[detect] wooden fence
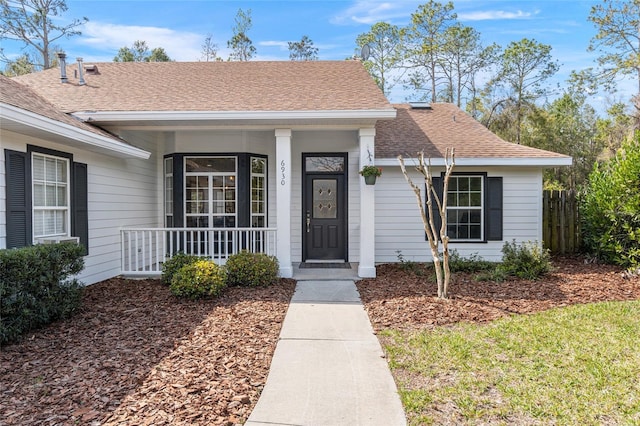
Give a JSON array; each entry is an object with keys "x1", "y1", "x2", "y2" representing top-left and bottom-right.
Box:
[{"x1": 542, "y1": 190, "x2": 580, "y2": 254}]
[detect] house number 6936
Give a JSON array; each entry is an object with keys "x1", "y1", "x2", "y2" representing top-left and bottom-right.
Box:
[{"x1": 280, "y1": 160, "x2": 286, "y2": 186}]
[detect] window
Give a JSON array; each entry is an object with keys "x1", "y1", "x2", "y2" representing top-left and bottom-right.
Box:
[
  {"x1": 32, "y1": 153, "x2": 70, "y2": 240},
  {"x1": 428, "y1": 174, "x2": 503, "y2": 243},
  {"x1": 164, "y1": 157, "x2": 173, "y2": 227},
  {"x1": 4, "y1": 147, "x2": 88, "y2": 251},
  {"x1": 446, "y1": 175, "x2": 483, "y2": 241},
  {"x1": 184, "y1": 157, "x2": 237, "y2": 228},
  {"x1": 251, "y1": 157, "x2": 267, "y2": 227}
]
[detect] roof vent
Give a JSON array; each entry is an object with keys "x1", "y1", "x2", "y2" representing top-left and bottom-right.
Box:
[
  {"x1": 84, "y1": 64, "x2": 99, "y2": 75},
  {"x1": 57, "y1": 52, "x2": 68, "y2": 83},
  {"x1": 76, "y1": 57, "x2": 85, "y2": 85},
  {"x1": 409, "y1": 102, "x2": 431, "y2": 109}
]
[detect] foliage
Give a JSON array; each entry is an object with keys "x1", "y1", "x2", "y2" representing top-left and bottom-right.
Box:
[
  {"x1": 405, "y1": 0, "x2": 457, "y2": 103},
  {"x1": 359, "y1": 165, "x2": 382, "y2": 177},
  {"x1": 447, "y1": 250, "x2": 495, "y2": 273},
  {"x1": 170, "y1": 259, "x2": 226, "y2": 299},
  {"x1": 113, "y1": 40, "x2": 172, "y2": 62},
  {"x1": 225, "y1": 250, "x2": 279, "y2": 287},
  {"x1": 522, "y1": 91, "x2": 601, "y2": 189},
  {"x1": 161, "y1": 252, "x2": 201, "y2": 285},
  {"x1": 0, "y1": 242, "x2": 85, "y2": 344},
  {"x1": 356, "y1": 21, "x2": 404, "y2": 96},
  {"x1": 499, "y1": 240, "x2": 551, "y2": 280},
  {"x1": 588, "y1": 0, "x2": 640, "y2": 111},
  {"x1": 288, "y1": 35, "x2": 318, "y2": 61},
  {"x1": 383, "y1": 300, "x2": 640, "y2": 425},
  {"x1": 581, "y1": 134, "x2": 640, "y2": 268},
  {"x1": 201, "y1": 33, "x2": 220, "y2": 61},
  {"x1": 227, "y1": 8, "x2": 256, "y2": 61},
  {"x1": 488, "y1": 38, "x2": 559, "y2": 144},
  {"x1": 2, "y1": 52, "x2": 34, "y2": 75},
  {"x1": 0, "y1": 0, "x2": 87, "y2": 69}
]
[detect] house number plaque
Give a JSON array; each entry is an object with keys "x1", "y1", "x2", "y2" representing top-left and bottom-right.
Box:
[{"x1": 280, "y1": 160, "x2": 286, "y2": 186}]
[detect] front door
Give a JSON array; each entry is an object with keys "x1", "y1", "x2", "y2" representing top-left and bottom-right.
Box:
[{"x1": 303, "y1": 154, "x2": 347, "y2": 261}]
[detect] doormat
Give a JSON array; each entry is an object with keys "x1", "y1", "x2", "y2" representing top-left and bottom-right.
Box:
[{"x1": 299, "y1": 262, "x2": 352, "y2": 269}]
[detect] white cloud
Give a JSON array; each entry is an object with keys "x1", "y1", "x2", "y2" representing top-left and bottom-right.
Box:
[
  {"x1": 330, "y1": 1, "x2": 417, "y2": 26},
  {"x1": 458, "y1": 10, "x2": 538, "y2": 21},
  {"x1": 259, "y1": 40, "x2": 289, "y2": 50},
  {"x1": 79, "y1": 21, "x2": 204, "y2": 61}
]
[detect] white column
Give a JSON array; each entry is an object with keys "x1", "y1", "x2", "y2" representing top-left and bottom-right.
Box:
[
  {"x1": 275, "y1": 129, "x2": 293, "y2": 278},
  {"x1": 358, "y1": 128, "x2": 376, "y2": 278}
]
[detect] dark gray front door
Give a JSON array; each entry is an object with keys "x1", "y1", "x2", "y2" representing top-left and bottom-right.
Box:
[{"x1": 303, "y1": 154, "x2": 347, "y2": 261}]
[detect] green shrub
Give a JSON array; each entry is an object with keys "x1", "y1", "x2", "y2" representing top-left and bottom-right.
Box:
[
  {"x1": 581, "y1": 134, "x2": 640, "y2": 268},
  {"x1": 225, "y1": 251, "x2": 279, "y2": 287},
  {"x1": 499, "y1": 240, "x2": 551, "y2": 280},
  {"x1": 448, "y1": 250, "x2": 495, "y2": 273},
  {"x1": 0, "y1": 242, "x2": 85, "y2": 344},
  {"x1": 170, "y1": 259, "x2": 226, "y2": 299},
  {"x1": 162, "y1": 252, "x2": 201, "y2": 285}
]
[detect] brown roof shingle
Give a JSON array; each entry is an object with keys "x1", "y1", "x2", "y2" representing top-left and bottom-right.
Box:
[
  {"x1": 0, "y1": 75, "x2": 123, "y2": 141},
  {"x1": 376, "y1": 103, "x2": 570, "y2": 160},
  {"x1": 14, "y1": 61, "x2": 392, "y2": 113}
]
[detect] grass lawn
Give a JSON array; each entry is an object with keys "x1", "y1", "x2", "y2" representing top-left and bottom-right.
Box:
[{"x1": 382, "y1": 300, "x2": 640, "y2": 425}]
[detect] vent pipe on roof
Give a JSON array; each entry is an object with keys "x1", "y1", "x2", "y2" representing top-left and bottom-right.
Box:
[
  {"x1": 57, "y1": 52, "x2": 68, "y2": 83},
  {"x1": 409, "y1": 102, "x2": 431, "y2": 109},
  {"x1": 76, "y1": 57, "x2": 86, "y2": 85}
]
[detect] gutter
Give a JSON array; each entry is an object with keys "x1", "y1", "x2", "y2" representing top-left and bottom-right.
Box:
[{"x1": 376, "y1": 157, "x2": 573, "y2": 167}]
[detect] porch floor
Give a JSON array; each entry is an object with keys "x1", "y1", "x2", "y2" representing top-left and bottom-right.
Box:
[{"x1": 292, "y1": 262, "x2": 360, "y2": 281}]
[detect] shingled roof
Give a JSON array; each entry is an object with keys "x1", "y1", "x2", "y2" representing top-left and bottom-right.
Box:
[
  {"x1": 14, "y1": 61, "x2": 392, "y2": 114},
  {"x1": 376, "y1": 103, "x2": 571, "y2": 162},
  {"x1": 1, "y1": 75, "x2": 149, "y2": 159},
  {"x1": 1, "y1": 75, "x2": 118, "y2": 139}
]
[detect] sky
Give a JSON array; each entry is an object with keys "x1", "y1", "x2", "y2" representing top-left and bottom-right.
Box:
[{"x1": 3, "y1": 0, "x2": 631, "y2": 110}]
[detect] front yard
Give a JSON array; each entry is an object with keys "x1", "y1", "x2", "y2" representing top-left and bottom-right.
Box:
[
  {"x1": 356, "y1": 257, "x2": 640, "y2": 425},
  {"x1": 1, "y1": 256, "x2": 639, "y2": 425}
]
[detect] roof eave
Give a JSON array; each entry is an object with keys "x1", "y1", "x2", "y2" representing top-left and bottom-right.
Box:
[
  {"x1": 72, "y1": 109, "x2": 398, "y2": 123},
  {"x1": 377, "y1": 157, "x2": 573, "y2": 167},
  {"x1": 1, "y1": 103, "x2": 151, "y2": 160}
]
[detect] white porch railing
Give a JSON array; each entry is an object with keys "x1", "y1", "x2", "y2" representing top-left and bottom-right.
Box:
[{"x1": 120, "y1": 227, "x2": 277, "y2": 276}]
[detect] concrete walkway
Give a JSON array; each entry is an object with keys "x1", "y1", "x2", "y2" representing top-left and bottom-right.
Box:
[{"x1": 246, "y1": 280, "x2": 406, "y2": 426}]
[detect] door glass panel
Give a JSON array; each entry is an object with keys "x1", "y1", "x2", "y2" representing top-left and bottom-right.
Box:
[
  {"x1": 306, "y1": 157, "x2": 345, "y2": 172},
  {"x1": 313, "y1": 179, "x2": 337, "y2": 219}
]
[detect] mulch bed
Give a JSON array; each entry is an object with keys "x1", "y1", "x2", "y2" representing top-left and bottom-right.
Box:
[
  {"x1": 356, "y1": 255, "x2": 640, "y2": 331},
  {"x1": 0, "y1": 278, "x2": 296, "y2": 426}
]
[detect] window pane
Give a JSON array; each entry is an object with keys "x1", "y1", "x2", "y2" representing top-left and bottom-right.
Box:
[
  {"x1": 57, "y1": 186, "x2": 67, "y2": 207},
  {"x1": 459, "y1": 177, "x2": 469, "y2": 191},
  {"x1": 449, "y1": 178, "x2": 458, "y2": 191},
  {"x1": 447, "y1": 192, "x2": 457, "y2": 206},
  {"x1": 470, "y1": 192, "x2": 482, "y2": 206},
  {"x1": 46, "y1": 184, "x2": 56, "y2": 206},
  {"x1": 252, "y1": 158, "x2": 266, "y2": 174},
  {"x1": 45, "y1": 158, "x2": 57, "y2": 181},
  {"x1": 470, "y1": 177, "x2": 482, "y2": 191},
  {"x1": 34, "y1": 210, "x2": 44, "y2": 236},
  {"x1": 186, "y1": 157, "x2": 235, "y2": 173},
  {"x1": 57, "y1": 160, "x2": 67, "y2": 182},
  {"x1": 470, "y1": 225, "x2": 481, "y2": 239},
  {"x1": 470, "y1": 210, "x2": 482, "y2": 224},
  {"x1": 34, "y1": 184, "x2": 45, "y2": 206},
  {"x1": 459, "y1": 193, "x2": 469, "y2": 207},
  {"x1": 252, "y1": 216, "x2": 265, "y2": 227},
  {"x1": 33, "y1": 155, "x2": 45, "y2": 180},
  {"x1": 305, "y1": 157, "x2": 344, "y2": 172}
]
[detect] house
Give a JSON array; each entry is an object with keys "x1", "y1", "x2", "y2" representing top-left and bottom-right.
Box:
[{"x1": 0, "y1": 60, "x2": 571, "y2": 284}]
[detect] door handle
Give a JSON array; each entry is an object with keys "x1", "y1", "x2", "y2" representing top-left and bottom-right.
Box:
[{"x1": 306, "y1": 213, "x2": 311, "y2": 233}]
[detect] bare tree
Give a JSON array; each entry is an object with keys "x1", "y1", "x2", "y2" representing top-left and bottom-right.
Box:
[
  {"x1": 398, "y1": 149, "x2": 455, "y2": 299},
  {"x1": 201, "y1": 33, "x2": 219, "y2": 61},
  {"x1": 0, "y1": 0, "x2": 87, "y2": 69}
]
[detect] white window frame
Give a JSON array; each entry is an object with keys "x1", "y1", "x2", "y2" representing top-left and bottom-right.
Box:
[
  {"x1": 184, "y1": 156, "x2": 237, "y2": 228},
  {"x1": 32, "y1": 152, "x2": 71, "y2": 241},
  {"x1": 446, "y1": 175, "x2": 484, "y2": 242},
  {"x1": 250, "y1": 156, "x2": 267, "y2": 228}
]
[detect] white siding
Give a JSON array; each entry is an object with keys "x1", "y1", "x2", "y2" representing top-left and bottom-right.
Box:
[
  {"x1": 375, "y1": 166, "x2": 544, "y2": 263},
  {"x1": 0, "y1": 130, "x2": 161, "y2": 284}
]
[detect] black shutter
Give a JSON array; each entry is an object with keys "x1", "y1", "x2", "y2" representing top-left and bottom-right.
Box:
[
  {"x1": 486, "y1": 177, "x2": 503, "y2": 241},
  {"x1": 5, "y1": 150, "x2": 31, "y2": 248},
  {"x1": 427, "y1": 176, "x2": 443, "y2": 241},
  {"x1": 72, "y1": 162, "x2": 89, "y2": 254}
]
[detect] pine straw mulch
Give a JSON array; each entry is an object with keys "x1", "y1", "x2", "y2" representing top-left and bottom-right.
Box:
[
  {"x1": 356, "y1": 255, "x2": 640, "y2": 332},
  {"x1": 0, "y1": 278, "x2": 296, "y2": 426}
]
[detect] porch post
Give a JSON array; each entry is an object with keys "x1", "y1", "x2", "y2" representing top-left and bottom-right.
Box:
[
  {"x1": 358, "y1": 128, "x2": 376, "y2": 278},
  {"x1": 275, "y1": 129, "x2": 293, "y2": 278}
]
